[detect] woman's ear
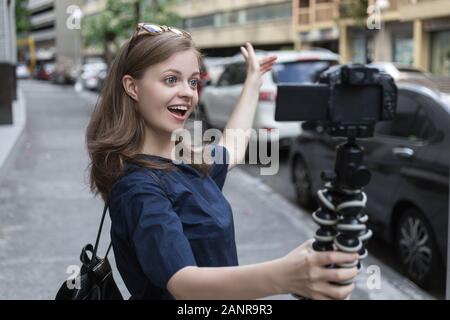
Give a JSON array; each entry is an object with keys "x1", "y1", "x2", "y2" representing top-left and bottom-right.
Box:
[{"x1": 122, "y1": 75, "x2": 139, "y2": 101}]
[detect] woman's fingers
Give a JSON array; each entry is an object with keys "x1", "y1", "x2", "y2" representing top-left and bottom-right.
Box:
[
  {"x1": 321, "y1": 282, "x2": 355, "y2": 300},
  {"x1": 313, "y1": 251, "x2": 359, "y2": 267},
  {"x1": 240, "y1": 46, "x2": 249, "y2": 59},
  {"x1": 260, "y1": 55, "x2": 277, "y2": 64},
  {"x1": 320, "y1": 267, "x2": 358, "y2": 283},
  {"x1": 245, "y1": 42, "x2": 256, "y2": 58},
  {"x1": 307, "y1": 281, "x2": 354, "y2": 300},
  {"x1": 241, "y1": 43, "x2": 277, "y2": 75}
]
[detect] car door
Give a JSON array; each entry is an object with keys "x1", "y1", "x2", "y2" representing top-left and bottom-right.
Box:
[
  {"x1": 394, "y1": 90, "x2": 449, "y2": 259},
  {"x1": 204, "y1": 63, "x2": 245, "y2": 128},
  {"x1": 201, "y1": 67, "x2": 230, "y2": 127},
  {"x1": 360, "y1": 89, "x2": 429, "y2": 225}
]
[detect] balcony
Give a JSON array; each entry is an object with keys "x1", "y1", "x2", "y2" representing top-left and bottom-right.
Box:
[
  {"x1": 27, "y1": 0, "x2": 54, "y2": 13},
  {"x1": 31, "y1": 29, "x2": 56, "y2": 42},
  {"x1": 30, "y1": 10, "x2": 55, "y2": 28},
  {"x1": 298, "y1": 1, "x2": 337, "y2": 26}
]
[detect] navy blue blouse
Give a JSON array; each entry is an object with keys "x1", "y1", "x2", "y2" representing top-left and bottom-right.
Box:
[{"x1": 109, "y1": 144, "x2": 238, "y2": 300}]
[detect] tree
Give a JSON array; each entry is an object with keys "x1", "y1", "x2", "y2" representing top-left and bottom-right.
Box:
[
  {"x1": 82, "y1": 0, "x2": 182, "y2": 66},
  {"x1": 15, "y1": 0, "x2": 31, "y2": 36},
  {"x1": 338, "y1": 0, "x2": 369, "y2": 27}
]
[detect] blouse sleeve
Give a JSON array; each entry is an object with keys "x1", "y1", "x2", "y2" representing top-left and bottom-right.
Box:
[
  {"x1": 112, "y1": 171, "x2": 197, "y2": 290},
  {"x1": 208, "y1": 143, "x2": 230, "y2": 190}
]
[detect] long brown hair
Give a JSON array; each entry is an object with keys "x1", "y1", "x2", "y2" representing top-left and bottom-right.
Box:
[{"x1": 86, "y1": 31, "x2": 210, "y2": 202}]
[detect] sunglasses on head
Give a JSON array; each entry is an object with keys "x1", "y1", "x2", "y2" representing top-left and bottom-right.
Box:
[{"x1": 127, "y1": 23, "x2": 192, "y2": 56}]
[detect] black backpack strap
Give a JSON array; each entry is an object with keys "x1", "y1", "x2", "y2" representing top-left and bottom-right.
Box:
[{"x1": 93, "y1": 202, "x2": 109, "y2": 259}]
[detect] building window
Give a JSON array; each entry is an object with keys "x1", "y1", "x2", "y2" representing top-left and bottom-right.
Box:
[
  {"x1": 184, "y1": 14, "x2": 215, "y2": 29},
  {"x1": 430, "y1": 30, "x2": 450, "y2": 76},
  {"x1": 183, "y1": 2, "x2": 291, "y2": 30},
  {"x1": 392, "y1": 34, "x2": 413, "y2": 66},
  {"x1": 246, "y1": 2, "x2": 292, "y2": 23}
]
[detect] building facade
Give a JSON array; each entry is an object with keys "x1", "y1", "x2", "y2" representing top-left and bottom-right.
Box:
[
  {"x1": 175, "y1": 0, "x2": 450, "y2": 75},
  {"x1": 172, "y1": 0, "x2": 295, "y2": 56},
  {"x1": 27, "y1": 0, "x2": 83, "y2": 64},
  {"x1": 77, "y1": 0, "x2": 450, "y2": 75},
  {"x1": 293, "y1": 0, "x2": 450, "y2": 75}
]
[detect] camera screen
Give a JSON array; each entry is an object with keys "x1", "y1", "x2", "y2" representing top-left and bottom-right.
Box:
[{"x1": 330, "y1": 85, "x2": 382, "y2": 125}]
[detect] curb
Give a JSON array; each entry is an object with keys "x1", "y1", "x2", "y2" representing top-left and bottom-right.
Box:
[{"x1": 0, "y1": 87, "x2": 27, "y2": 182}]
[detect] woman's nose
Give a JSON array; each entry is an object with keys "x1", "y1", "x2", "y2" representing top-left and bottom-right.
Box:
[{"x1": 178, "y1": 81, "x2": 194, "y2": 98}]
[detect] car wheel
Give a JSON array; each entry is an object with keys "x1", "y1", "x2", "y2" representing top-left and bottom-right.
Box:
[
  {"x1": 395, "y1": 207, "x2": 443, "y2": 289},
  {"x1": 293, "y1": 156, "x2": 315, "y2": 209}
]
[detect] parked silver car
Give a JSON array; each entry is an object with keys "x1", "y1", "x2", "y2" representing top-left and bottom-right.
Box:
[
  {"x1": 80, "y1": 61, "x2": 108, "y2": 91},
  {"x1": 199, "y1": 49, "x2": 340, "y2": 148}
]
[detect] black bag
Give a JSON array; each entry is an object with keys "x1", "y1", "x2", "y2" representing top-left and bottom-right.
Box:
[{"x1": 55, "y1": 204, "x2": 123, "y2": 300}]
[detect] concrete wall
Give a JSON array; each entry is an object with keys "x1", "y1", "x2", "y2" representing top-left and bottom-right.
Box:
[
  {"x1": 55, "y1": 0, "x2": 83, "y2": 64},
  {"x1": 0, "y1": 0, "x2": 16, "y2": 125}
]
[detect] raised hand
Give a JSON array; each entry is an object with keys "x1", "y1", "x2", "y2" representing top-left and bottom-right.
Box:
[{"x1": 240, "y1": 42, "x2": 277, "y2": 86}]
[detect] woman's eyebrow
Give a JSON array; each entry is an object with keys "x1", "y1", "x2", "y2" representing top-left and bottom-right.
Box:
[{"x1": 163, "y1": 69, "x2": 200, "y2": 76}]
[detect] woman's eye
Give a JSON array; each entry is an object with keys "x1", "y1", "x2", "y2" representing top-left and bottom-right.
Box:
[
  {"x1": 190, "y1": 79, "x2": 198, "y2": 88},
  {"x1": 165, "y1": 76, "x2": 177, "y2": 85}
]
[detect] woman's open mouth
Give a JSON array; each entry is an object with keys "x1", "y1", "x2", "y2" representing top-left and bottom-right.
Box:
[{"x1": 167, "y1": 105, "x2": 189, "y2": 120}]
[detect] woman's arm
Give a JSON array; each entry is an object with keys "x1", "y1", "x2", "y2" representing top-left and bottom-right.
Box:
[
  {"x1": 217, "y1": 43, "x2": 277, "y2": 171},
  {"x1": 167, "y1": 240, "x2": 359, "y2": 300},
  {"x1": 168, "y1": 259, "x2": 284, "y2": 300}
]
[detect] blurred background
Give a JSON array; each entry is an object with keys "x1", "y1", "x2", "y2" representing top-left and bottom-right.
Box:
[{"x1": 1, "y1": 0, "x2": 450, "y2": 300}]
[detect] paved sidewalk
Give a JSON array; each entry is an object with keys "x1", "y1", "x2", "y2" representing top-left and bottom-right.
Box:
[{"x1": 0, "y1": 81, "x2": 433, "y2": 299}]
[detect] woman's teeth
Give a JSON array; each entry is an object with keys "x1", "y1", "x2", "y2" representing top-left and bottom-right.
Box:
[{"x1": 168, "y1": 105, "x2": 188, "y2": 116}]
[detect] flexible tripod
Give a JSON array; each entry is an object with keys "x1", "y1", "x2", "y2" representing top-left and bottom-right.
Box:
[{"x1": 295, "y1": 128, "x2": 373, "y2": 298}]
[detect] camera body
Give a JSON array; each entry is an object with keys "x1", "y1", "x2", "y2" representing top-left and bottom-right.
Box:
[{"x1": 275, "y1": 64, "x2": 397, "y2": 138}]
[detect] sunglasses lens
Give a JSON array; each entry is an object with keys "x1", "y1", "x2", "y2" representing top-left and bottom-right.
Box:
[{"x1": 143, "y1": 24, "x2": 163, "y2": 33}]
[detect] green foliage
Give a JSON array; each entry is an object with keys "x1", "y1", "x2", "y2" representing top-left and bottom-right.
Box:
[
  {"x1": 141, "y1": 0, "x2": 182, "y2": 27},
  {"x1": 82, "y1": 0, "x2": 182, "y2": 64},
  {"x1": 15, "y1": 0, "x2": 31, "y2": 36},
  {"x1": 339, "y1": 0, "x2": 369, "y2": 26}
]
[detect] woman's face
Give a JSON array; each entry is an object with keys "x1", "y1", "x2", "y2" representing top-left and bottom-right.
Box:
[{"x1": 135, "y1": 50, "x2": 200, "y2": 135}]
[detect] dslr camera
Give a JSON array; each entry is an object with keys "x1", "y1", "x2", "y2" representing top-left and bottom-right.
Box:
[{"x1": 275, "y1": 64, "x2": 397, "y2": 138}]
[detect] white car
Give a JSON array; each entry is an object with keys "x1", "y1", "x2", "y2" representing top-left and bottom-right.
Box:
[
  {"x1": 16, "y1": 63, "x2": 30, "y2": 79},
  {"x1": 199, "y1": 48, "x2": 340, "y2": 148}
]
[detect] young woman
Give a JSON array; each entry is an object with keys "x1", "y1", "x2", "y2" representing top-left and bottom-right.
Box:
[{"x1": 86, "y1": 23, "x2": 359, "y2": 300}]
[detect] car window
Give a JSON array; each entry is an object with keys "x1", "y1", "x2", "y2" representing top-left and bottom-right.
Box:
[
  {"x1": 272, "y1": 61, "x2": 335, "y2": 84},
  {"x1": 217, "y1": 63, "x2": 246, "y2": 86},
  {"x1": 375, "y1": 92, "x2": 420, "y2": 140},
  {"x1": 230, "y1": 63, "x2": 247, "y2": 85},
  {"x1": 217, "y1": 67, "x2": 232, "y2": 86},
  {"x1": 412, "y1": 107, "x2": 437, "y2": 141}
]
